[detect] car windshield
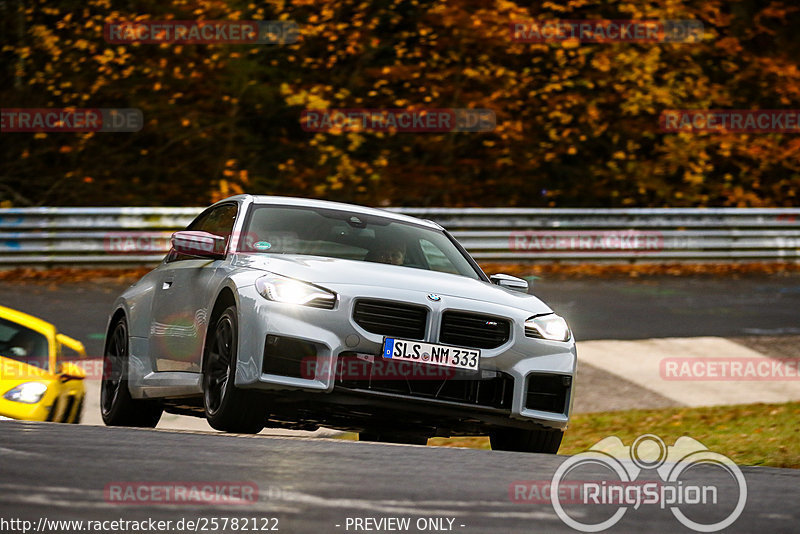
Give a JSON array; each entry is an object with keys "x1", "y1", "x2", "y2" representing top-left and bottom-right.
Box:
[
  {"x1": 0, "y1": 317, "x2": 50, "y2": 371},
  {"x1": 241, "y1": 205, "x2": 482, "y2": 280}
]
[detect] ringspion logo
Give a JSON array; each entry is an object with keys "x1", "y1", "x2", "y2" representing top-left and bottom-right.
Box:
[
  {"x1": 510, "y1": 480, "x2": 663, "y2": 504},
  {"x1": 548, "y1": 435, "x2": 746, "y2": 532}
]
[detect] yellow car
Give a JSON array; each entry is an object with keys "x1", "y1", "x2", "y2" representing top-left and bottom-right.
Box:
[{"x1": 0, "y1": 304, "x2": 87, "y2": 423}]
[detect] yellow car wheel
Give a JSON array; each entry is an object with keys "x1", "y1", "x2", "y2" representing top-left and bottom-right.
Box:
[{"x1": 71, "y1": 397, "x2": 84, "y2": 424}]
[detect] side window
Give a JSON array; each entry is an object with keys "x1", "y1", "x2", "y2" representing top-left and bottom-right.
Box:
[
  {"x1": 168, "y1": 203, "x2": 238, "y2": 262},
  {"x1": 0, "y1": 318, "x2": 50, "y2": 370},
  {"x1": 189, "y1": 204, "x2": 238, "y2": 237}
]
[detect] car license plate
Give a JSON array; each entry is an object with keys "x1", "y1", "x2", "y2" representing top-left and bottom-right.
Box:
[{"x1": 382, "y1": 338, "x2": 480, "y2": 371}]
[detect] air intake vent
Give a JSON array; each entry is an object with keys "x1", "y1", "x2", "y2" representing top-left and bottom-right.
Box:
[
  {"x1": 440, "y1": 311, "x2": 510, "y2": 349},
  {"x1": 336, "y1": 354, "x2": 515, "y2": 410},
  {"x1": 526, "y1": 374, "x2": 570, "y2": 413},
  {"x1": 353, "y1": 299, "x2": 427, "y2": 340},
  {"x1": 262, "y1": 335, "x2": 318, "y2": 378}
]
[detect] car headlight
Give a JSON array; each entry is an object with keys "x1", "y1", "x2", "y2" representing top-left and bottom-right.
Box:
[
  {"x1": 4, "y1": 382, "x2": 48, "y2": 404},
  {"x1": 525, "y1": 314, "x2": 571, "y2": 341},
  {"x1": 255, "y1": 275, "x2": 336, "y2": 308}
]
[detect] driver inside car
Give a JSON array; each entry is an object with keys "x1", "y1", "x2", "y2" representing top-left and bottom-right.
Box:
[{"x1": 368, "y1": 241, "x2": 406, "y2": 265}]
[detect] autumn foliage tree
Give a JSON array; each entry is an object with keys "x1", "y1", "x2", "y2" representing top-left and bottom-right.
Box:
[{"x1": 1, "y1": 0, "x2": 799, "y2": 207}]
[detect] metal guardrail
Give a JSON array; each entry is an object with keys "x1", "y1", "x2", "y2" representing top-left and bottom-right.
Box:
[{"x1": 0, "y1": 207, "x2": 798, "y2": 265}]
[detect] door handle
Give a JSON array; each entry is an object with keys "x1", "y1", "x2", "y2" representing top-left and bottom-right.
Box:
[{"x1": 162, "y1": 279, "x2": 173, "y2": 290}]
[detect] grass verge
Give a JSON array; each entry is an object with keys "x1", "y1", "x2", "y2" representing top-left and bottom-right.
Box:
[{"x1": 417, "y1": 402, "x2": 800, "y2": 468}]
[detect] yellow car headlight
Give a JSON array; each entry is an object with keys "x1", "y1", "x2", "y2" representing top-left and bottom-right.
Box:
[{"x1": 4, "y1": 382, "x2": 48, "y2": 404}]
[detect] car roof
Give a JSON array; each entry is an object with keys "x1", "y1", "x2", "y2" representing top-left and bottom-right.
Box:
[
  {"x1": 0, "y1": 305, "x2": 56, "y2": 337},
  {"x1": 216, "y1": 195, "x2": 442, "y2": 230}
]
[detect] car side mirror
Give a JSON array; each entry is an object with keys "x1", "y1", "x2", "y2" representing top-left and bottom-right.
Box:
[
  {"x1": 171, "y1": 231, "x2": 226, "y2": 259},
  {"x1": 56, "y1": 333, "x2": 86, "y2": 358},
  {"x1": 490, "y1": 273, "x2": 529, "y2": 293},
  {"x1": 57, "y1": 361, "x2": 86, "y2": 380}
]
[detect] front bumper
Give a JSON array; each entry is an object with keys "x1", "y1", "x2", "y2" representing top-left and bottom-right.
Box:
[
  {"x1": 235, "y1": 284, "x2": 577, "y2": 431},
  {"x1": 0, "y1": 392, "x2": 52, "y2": 422}
]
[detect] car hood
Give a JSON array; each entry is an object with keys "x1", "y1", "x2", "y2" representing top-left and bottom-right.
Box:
[{"x1": 231, "y1": 253, "x2": 552, "y2": 313}]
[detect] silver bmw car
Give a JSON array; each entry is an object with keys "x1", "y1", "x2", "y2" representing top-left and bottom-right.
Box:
[{"x1": 101, "y1": 195, "x2": 576, "y2": 453}]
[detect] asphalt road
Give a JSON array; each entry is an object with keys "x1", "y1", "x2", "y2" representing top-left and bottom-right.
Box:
[
  {"x1": 0, "y1": 421, "x2": 797, "y2": 534},
  {"x1": 1, "y1": 273, "x2": 799, "y2": 358},
  {"x1": 2, "y1": 276, "x2": 799, "y2": 532},
  {"x1": 531, "y1": 273, "x2": 800, "y2": 341}
]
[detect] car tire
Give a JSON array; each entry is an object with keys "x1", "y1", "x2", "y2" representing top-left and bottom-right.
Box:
[
  {"x1": 203, "y1": 306, "x2": 266, "y2": 434},
  {"x1": 359, "y1": 432, "x2": 428, "y2": 445},
  {"x1": 71, "y1": 397, "x2": 84, "y2": 424},
  {"x1": 101, "y1": 317, "x2": 163, "y2": 427},
  {"x1": 490, "y1": 427, "x2": 563, "y2": 454}
]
